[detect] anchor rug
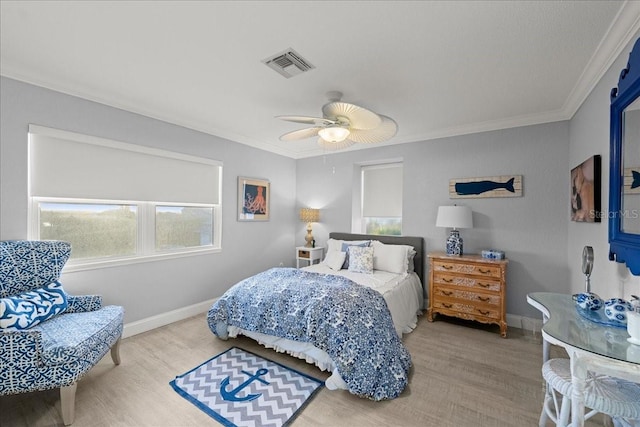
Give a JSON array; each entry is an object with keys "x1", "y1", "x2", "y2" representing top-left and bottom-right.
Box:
[{"x1": 170, "y1": 347, "x2": 324, "y2": 427}]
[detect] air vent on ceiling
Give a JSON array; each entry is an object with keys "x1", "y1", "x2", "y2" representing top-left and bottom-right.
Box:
[{"x1": 262, "y1": 48, "x2": 315, "y2": 79}]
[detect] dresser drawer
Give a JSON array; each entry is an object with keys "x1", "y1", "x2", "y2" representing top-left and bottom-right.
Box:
[
  {"x1": 428, "y1": 252, "x2": 508, "y2": 337},
  {"x1": 432, "y1": 273, "x2": 502, "y2": 293},
  {"x1": 432, "y1": 260, "x2": 501, "y2": 279},
  {"x1": 432, "y1": 287, "x2": 501, "y2": 307},
  {"x1": 433, "y1": 300, "x2": 502, "y2": 320}
]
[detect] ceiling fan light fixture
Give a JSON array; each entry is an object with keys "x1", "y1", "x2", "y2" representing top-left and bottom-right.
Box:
[{"x1": 318, "y1": 126, "x2": 350, "y2": 143}]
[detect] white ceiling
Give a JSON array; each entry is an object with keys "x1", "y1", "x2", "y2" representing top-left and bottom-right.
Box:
[{"x1": 2, "y1": 1, "x2": 640, "y2": 159}]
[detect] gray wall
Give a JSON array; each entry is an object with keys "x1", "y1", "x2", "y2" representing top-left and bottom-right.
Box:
[
  {"x1": 4, "y1": 28, "x2": 640, "y2": 328},
  {"x1": 297, "y1": 122, "x2": 570, "y2": 318},
  {"x1": 568, "y1": 30, "x2": 640, "y2": 299},
  {"x1": 0, "y1": 77, "x2": 297, "y2": 324}
]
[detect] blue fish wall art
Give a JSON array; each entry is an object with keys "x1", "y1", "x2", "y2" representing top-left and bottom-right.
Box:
[
  {"x1": 449, "y1": 175, "x2": 523, "y2": 199},
  {"x1": 624, "y1": 168, "x2": 640, "y2": 194}
]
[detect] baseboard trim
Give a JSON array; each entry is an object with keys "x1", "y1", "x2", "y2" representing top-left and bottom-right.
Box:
[
  {"x1": 122, "y1": 298, "x2": 543, "y2": 339},
  {"x1": 506, "y1": 313, "x2": 543, "y2": 332},
  {"x1": 122, "y1": 298, "x2": 217, "y2": 338}
]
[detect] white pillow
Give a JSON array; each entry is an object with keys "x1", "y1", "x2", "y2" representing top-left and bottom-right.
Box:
[
  {"x1": 406, "y1": 249, "x2": 417, "y2": 273},
  {"x1": 323, "y1": 251, "x2": 347, "y2": 271},
  {"x1": 326, "y1": 238, "x2": 343, "y2": 254},
  {"x1": 325, "y1": 238, "x2": 370, "y2": 255},
  {"x1": 371, "y1": 240, "x2": 415, "y2": 274},
  {"x1": 347, "y1": 246, "x2": 374, "y2": 274}
]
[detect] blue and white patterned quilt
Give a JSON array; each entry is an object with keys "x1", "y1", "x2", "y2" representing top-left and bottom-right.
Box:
[{"x1": 207, "y1": 267, "x2": 412, "y2": 401}]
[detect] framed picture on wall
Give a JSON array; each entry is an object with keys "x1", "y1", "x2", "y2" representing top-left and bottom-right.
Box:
[
  {"x1": 238, "y1": 176, "x2": 270, "y2": 221},
  {"x1": 624, "y1": 167, "x2": 640, "y2": 194},
  {"x1": 571, "y1": 155, "x2": 601, "y2": 222}
]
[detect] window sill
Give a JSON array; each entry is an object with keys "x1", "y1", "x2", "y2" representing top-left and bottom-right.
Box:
[{"x1": 63, "y1": 247, "x2": 221, "y2": 273}]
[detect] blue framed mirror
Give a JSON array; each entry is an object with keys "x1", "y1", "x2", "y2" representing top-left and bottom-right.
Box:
[{"x1": 609, "y1": 37, "x2": 640, "y2": 275}]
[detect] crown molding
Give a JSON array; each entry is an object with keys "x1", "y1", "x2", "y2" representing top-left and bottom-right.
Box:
[{"x1": 562, "y1": 0, "x2": 640, "y2": 119}]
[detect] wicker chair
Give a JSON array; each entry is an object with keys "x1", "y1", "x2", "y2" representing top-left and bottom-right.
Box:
[
  {"x1": 540, "y1": 357, "x2": 640, "y2": 427},
  {"x1": 0, "y1": 240, "x2": 124, "y2": 425},
  {"x1": 571, "y1": 354, "x2": 640, "y2": 427}
]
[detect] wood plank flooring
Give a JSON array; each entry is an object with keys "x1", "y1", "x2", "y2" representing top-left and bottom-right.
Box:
[{"x1": 1, "y1": 314, "x2": 607, "y2": 426}]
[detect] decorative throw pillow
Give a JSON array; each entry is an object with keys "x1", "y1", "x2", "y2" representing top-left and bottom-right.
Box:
[
  {"x1": 348, "y1": 246, "x2": 374, "y2": 274},
  {"x1": 341, "y1": 241, "x2": 371, "y2": 269},
  {"x1": 323, "y1": 250, "x2": 347, "y2": 271},
  {"x1": 0, "y1": 281, "x2": 68, "y2": 330}
]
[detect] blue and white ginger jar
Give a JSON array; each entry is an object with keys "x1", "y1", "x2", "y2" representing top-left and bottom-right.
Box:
[
  {"x1": 573, "y1": 292, "x2": 604, "y2": 311},
  {"x1": 604, "y1": 298, "x2": 633, "y2": 324}
]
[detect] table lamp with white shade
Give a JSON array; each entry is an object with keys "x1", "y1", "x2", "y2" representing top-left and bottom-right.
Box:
[{"x1": 436, "y1": 205, "x2": 473, "y2": 256}]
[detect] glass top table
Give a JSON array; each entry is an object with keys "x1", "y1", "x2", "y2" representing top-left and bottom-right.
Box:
[{"x1": 527, "y1": 292, "x2": 639, "y2": 365}]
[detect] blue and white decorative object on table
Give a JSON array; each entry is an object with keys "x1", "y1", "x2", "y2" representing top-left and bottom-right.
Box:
[
  {"x1": 604, "y1": 298, "x2": 633, "y2": 324},
  {"x1": 481, "y1": 249, "x2": 505, "y2": 260},
  {"x1": 573, "y1": 292, "x2": 604, "y2": 311},
  {"x1": 436, "y1": 205, "x2": 473, "y2": 256}
]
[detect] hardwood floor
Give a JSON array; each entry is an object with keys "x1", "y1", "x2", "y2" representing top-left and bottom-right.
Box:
[{"x1": 1, "y1": 314, "x2": 607, "y2": 427}]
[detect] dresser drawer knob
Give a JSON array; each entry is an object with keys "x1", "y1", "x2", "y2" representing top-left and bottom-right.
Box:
[
  {"x1": 442, "y1": 278, "x2": 453, "y2": 283},
  {"x1": 442, "y1": 290, "x2": 453, "y2": 296},
  {"x1": 478, "y1": 282, "x2": 491, "y2": 288},
  {"x1": 442, "y1": 303, "x2": 453, "y2": 308},
  {"x1": 477, "y1": 296, "x2": 490, "y2": 302},
  {"x1": 478, "y1": 268, "x2": 491, "y2": 274},
  {"x1": 478, "y1": 309, "x2": 491, "y2": 315},
  {"x1": 441, "y1": 265, "x2": 453, "y2": 270}
]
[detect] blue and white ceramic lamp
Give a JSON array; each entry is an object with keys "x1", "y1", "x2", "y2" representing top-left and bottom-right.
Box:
[{"x1": 436, "y1": 205, "x2": 473, "y2": 256}]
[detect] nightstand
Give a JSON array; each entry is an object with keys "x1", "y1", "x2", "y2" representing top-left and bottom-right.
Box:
[
  {"x1": 296, "y1": 246, "x2": 324, "y2": 268},
  {"x1": 427, "y1": 252, "x2": 509, "y2": 337}
]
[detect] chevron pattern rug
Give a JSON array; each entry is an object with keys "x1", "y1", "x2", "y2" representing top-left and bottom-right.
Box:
[{"x1": 170, "y1": 347, "x2": 324, "y2": 427}]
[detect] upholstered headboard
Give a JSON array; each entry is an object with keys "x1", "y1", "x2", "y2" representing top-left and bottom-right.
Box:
[{"x1": 328, "y1": 232, "x2": 425, "y2": 289}]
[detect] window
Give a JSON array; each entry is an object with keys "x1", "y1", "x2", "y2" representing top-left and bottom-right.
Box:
[
  {"x1": 28, "y1": 125, "x2": 222, "y2": 269},
  {"x1": 155, "y1": 205, "x2": 213, "y2": 251},
  {"x1": 39, "y1": 202, "x2": 138, "y2": 259},
  {"x1": 361, "y1": 163, "x2": 403, "y2": 235}
]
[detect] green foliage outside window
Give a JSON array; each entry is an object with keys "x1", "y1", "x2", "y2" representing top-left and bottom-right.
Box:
[
  {"x1": 364, "y1": 217, "x2": 402, "y2": 236},
  {"x1": 155, "y1": 206, "x2": 213, "y2": 250},
  {"x1": 39, "y1": 203, "x2": 215, "y2": 261},
  {"x1": 40, "y1": 204, "x2": 137, "y2": 259}
]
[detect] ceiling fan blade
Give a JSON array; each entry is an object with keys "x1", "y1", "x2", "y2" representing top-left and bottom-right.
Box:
[
  {"x1": 276, "y1": 115, "x2": 336, "y2": 126},
  {"x1": 317, "y1": 137, "x2": 356, "y2": 151},
  {"x1": 322, "y1": 102, "x2": 381, "y2": 130},
  {"x1": 279, "y1": 127, "x2": 323, "y2": 141},
  {"x1": 347, "y1": 115, "x2": 398, "y2": 143}
]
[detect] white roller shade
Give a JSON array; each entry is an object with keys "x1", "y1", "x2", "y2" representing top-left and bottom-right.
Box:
[
  {"x1": 362, "y1": 163, "x2": 403, "y2": 217},
  {"x1": 29, "y1": 125, "x2": 221, "y2": 204}
]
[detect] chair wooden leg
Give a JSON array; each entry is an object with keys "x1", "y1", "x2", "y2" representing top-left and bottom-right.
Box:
[
  {"x1": 60, "y1": 383, "x2": 77, "y2": 426},
  {"x1": 110, "y1": 338, "x2": 121, "y2": 365}
]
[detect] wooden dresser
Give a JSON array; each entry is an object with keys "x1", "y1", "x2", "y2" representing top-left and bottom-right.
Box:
[{"x1": 427, "y1": 252, "x2": 509, "y2": 337}]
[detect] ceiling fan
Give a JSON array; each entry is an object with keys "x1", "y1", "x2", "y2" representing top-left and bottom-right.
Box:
[{"x1": 276, "y1": 91, "x2": 398, "y2": 150}]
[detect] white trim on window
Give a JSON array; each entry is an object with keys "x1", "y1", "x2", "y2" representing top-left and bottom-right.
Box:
[
  {"x1": 29, "y1": 197, "x2": 221, "y2": 272},
  {"x1": 27, "y1": 124, "x2": 224, "y2": 271}
]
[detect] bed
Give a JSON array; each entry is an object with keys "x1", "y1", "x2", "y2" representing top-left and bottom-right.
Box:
[{"x1": 207, "y1": 232, "x2": 425, "y2": 400}]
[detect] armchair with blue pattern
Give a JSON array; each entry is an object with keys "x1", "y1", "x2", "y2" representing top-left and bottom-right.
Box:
[{"x1": 0, "y1": 240, "x2": 124, "y2": 425}]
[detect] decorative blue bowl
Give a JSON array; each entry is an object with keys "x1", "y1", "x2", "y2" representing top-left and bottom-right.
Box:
[
  {"x1": 573, "y1": 292, "x2": 604, "y2": 311},
  {"x1": 603, "y1": 298, "x2": 633, "y2": 324}
]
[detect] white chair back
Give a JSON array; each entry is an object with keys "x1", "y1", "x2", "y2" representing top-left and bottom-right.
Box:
[{"x1": 570, "y1": 354, "x2": 640, "y2": 427}]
